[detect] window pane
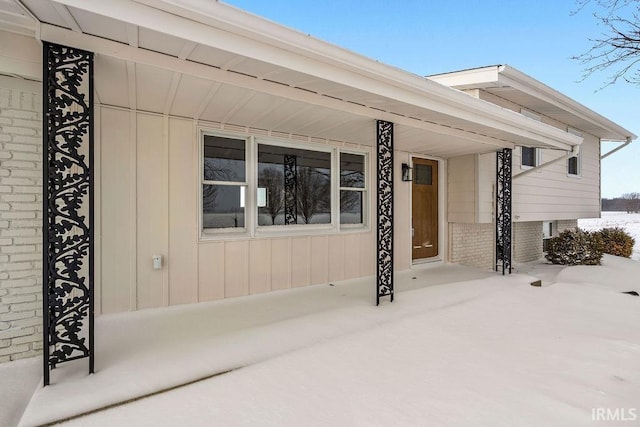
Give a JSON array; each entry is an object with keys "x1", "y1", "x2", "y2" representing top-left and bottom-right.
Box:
[
  {"x1": 258, "y1": 144, "x2": 331, "y2": 225},
  {"x1": 340, "y1": 153, "x2": 365, "y2": 188},
  {"x1": 203, "y1": 135, "x2": 245, "y2": 182},
  {"x1": 202, "y1": 184, "x2": 245, "y2": 229},
  {"x1": 521, "y1": 147, "x2": 536, "y2": 167},
  {"x1": 340, "y1": 190, "x2": 363, "y2": 224},
  {"x1": 414, "y1": 164, "x2": 432, "y2": 185},
  {"x1": 568, "y1": 156, "x2": 578, "y2": 175}
]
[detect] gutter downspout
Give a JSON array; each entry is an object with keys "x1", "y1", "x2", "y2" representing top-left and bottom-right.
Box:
[
  {"x1": 513, "y1": 144, "x2": 580, "y2": 180},
  {"x1": 601, "y1": 136, "x2": 632, "y2": 160}
]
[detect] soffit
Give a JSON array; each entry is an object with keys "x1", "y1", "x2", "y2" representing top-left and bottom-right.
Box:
[{"x1": 14, "y1": 0, "x2": 581, "y2": 156}]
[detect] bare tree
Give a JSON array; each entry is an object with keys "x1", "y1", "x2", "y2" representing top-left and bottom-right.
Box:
[
  {"x1": 296, "y1": 167, "x2": 330, "y2": 224},
  {"x1": 259, "y1": 167, "x2": 284, "y2": 225},
  {"x1": 202, "y1": 161, "x2": 233, "y2": 211},
  {"x1": 622, "y1": 192, "x2": 640, "y2": 212},
  {"x1": 573, "y1": 0, "x2": 640, "y2": 86}
]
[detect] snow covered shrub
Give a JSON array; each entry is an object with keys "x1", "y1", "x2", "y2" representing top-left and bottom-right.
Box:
[
  {"x1": 545, "y1": 229, "x2": 603, "y2": 265},
  {"x1": 595, "y1": 227, "x2": 635, "y2": 258}
]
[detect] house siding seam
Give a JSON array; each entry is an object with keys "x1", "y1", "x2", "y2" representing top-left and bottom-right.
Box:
[
  {"x1": 0, "y1": 78, "x2": 43, "y2": 363},
  {"x1": 448, "y1": 222, "x2": 493, "y2": 270},
  {"x1": 513, "y1": 221, "x2": 543, "y2": 263}
]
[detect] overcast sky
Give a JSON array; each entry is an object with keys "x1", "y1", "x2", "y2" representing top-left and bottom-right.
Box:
[{"x1": 225, "y1": 0, "x2": 639, "y2": 199}]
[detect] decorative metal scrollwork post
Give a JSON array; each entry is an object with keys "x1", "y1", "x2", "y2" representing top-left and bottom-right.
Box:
[
  {"x1": 42, "y1": 42, "x2": 94, "y2": 386},
  {"x1": 495, "y1": 148, "x2": 512, "y2": 275},
  {"x1": 284, "y1": 154, "x2": 297, "y2": 225},
  {"x1": 377, "y1": 120, "x2": 394, "y2": 304}
]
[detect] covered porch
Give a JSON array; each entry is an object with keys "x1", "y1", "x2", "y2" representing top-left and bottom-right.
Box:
[{"x1": 2, "y1": 0, "x2": 582, "y2": 393}]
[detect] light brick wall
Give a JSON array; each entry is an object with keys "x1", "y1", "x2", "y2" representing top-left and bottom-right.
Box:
[
  {"x1": 0, "y1": 77, "x2": 42, "y2": 363},
  {"x1": 513, "y1": 221, "x2": 543, "y2": 263},
  {"x1": 557, "y1": 219, "x2": 578, "y2": 232},
  {"x1": 448, "y1": 222, "x2": 494, "y2": 270}
]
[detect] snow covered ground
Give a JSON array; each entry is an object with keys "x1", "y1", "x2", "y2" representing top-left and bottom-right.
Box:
[
  {"x1": 5, "y1": 257, "x2": 639, "y2": 426},
  {"x1": 579, "y1": 212, "x2": 640, "y2": 260}
]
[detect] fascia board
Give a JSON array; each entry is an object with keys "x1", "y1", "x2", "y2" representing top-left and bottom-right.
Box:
[
  {"x1": 51, "y1": 0, "x2": 579, "y2": 150},
  {"x1": 428, "y1": 66, "x2": 502, "y2": 90},
  {"x1": 499, "y1": 65, "x2": 636, "y2": 141}
]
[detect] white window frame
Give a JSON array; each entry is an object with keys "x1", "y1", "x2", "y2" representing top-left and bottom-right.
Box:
[
  {"x1": 254, "y1": 138, "x2": 335, "y2": 235},
  {"x1": 200, "y1": 131, "x2": 251, "y2": 237},
  {"x1": 338, "y1": 150, "x2": 369, "y2": 230},
  {"x1": 520, "y1": 146, "x2": 541, "y2": 169},
  {"x1": 567, "y1": 127, "x2": 582, "y2": 177},
  {"x1": 199, "y1": 128, "x2": 369, "y2": 240}
]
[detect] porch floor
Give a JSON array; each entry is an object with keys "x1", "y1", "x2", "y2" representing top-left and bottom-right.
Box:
[{"x1": 18, "y1": 264, "x2": 498, "y2": 426}]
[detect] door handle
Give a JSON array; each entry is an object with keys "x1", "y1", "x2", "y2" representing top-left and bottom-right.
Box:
[{"x1": 413, "y1": 245, "x2": 422, "y2": 249}]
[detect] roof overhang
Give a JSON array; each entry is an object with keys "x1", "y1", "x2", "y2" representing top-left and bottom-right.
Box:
[
  {"x1": 3, "y1": 0, "x2": 583, "y2": 156},
  {"x1": 429, "y1": 65, "x2": 636, "y2": 142}
]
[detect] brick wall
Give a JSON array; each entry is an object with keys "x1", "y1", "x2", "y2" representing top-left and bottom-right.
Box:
[
  {"x1": 557, "y1": 219, "x2": 578, "y2": 232},
  {"x1": 0, "y1": 76, "x2": 42, "y2": 363},
  {"x1": 513, "y1": 221, "x2": 543, "y2": 263},
  {"x1": 448, "y1": 222, "x2": 494, "y2": 270}
]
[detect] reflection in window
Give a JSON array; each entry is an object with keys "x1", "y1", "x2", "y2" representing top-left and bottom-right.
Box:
[
  {"x1": 414, "y1": 164, "x2": 432, "y2": 185},
  {"x1": 340, "y1": 153, "x2": 365, "y2": 188},
  {"x1": 568, "y1": 155, "x2": 579, "y2": 175},
  {"x1": 202, "y1": 135, "x2": 247, "y2": 230},
  {"x1": 257, "y1": 144, "x2": 331, "y2": 226},
  {"x1": 203, "y1": 135, "x2": 245, "y2": 182},
  {"x1": 202, "y1": 185, "x2": 245, "y2": 229},
  {"x1": 521, "y1": 146, "x2": 537, "y2": 167},
  {"x1": 340, "y1": 153, "x2": 366, "y2": 225}
]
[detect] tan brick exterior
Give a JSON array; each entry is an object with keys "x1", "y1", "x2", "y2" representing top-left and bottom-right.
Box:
[
  {"x1": 0, "y1": 77, "x2": 42, "y2": 363},
  {"x1": 513, "y1": 221, "x2": 543, "y2": 263},
  {"x1": 557, "y1": 219, "x2": 578, "y2": 232},
  {"x1": 448, "y1": 222, "x2": 494, "y2": 270}
]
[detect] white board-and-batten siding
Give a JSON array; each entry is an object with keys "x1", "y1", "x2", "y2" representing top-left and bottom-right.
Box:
[{"x1": 97, "y1": 106, "x2": 379, "y2": 314}]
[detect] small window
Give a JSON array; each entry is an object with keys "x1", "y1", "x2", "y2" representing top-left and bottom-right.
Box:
[
  {"x1": 414, "y1": 164, "x2": 433, "y2": 185},
  {"x1": 339, "y1": 152, "x2": 366, "y2": 225},
  {"x1": 202, "y1": 135, "x2": 248, "y2": 230},
  {"x1": 542, "y1": 221, "x2": 555, "y2": 252},
  {"x1": 521, "y1": 146, "x2": 538, "y2": 167},
  {"x1": 568, "y1": 155, "x2": 580, "y2": 175}
]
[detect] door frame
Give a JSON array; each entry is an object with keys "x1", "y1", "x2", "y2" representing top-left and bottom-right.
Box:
[{"x1": 409, "y1": 154, "x2": 446, "y2": 264}]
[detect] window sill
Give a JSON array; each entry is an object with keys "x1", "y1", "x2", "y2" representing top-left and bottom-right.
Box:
[
  {"x1": 566, "y1": 173, "x2": 581, "y2": 179},
  {"x1": 199, "y1": 224, "x2": 371, "y2": 241}
]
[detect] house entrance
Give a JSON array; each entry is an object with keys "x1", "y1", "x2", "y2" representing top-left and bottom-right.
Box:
[{"x1": 412, "y1": 157, "x2": 438, "y2": 260}]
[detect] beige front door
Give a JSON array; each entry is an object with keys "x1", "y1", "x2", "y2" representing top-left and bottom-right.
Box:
[{"x1": 412, "y1": 158, "x2": 438, "y2": 260}]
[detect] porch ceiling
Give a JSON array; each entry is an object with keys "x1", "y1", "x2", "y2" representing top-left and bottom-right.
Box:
[{"x1": 9, "y1": 0, "x2": 582, "y2": 157}]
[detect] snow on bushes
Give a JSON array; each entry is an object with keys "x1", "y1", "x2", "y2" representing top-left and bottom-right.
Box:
[
  {"x1": 545, "y1": 229, "x2": 603, "y2": 265},
  {"x1": 594, "y1": 227, "x2": 635, "y2": 258}
]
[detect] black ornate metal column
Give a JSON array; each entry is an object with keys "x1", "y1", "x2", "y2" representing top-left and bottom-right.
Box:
[
  {"x1": 376, "y1": 120, "x2": 394, "y2": 304},
  {"x1": 43, "y1": 42, "x2": 94, "y2": 386},
  {"x1": 495, "y1": 148, "x2": 512, "y2": 275},
  {"x1": 284, "y1": 154, "x2": 297, "y2": 225}
]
